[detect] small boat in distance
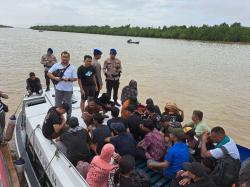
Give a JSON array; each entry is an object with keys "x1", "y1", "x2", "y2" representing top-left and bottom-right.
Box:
[
  {"x1": 127, "y1": 39, "x2": 140, "y2": 44},
  {"x1": 39, "y1": 30, "x2": 44, "y2": 32}
]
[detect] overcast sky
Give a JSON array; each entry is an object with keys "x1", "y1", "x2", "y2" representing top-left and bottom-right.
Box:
[{"x1": 0, "y1": 0, "x2": 250, "y2": 28}]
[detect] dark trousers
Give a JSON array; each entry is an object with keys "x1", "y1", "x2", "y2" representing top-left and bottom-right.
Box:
[
  {"x1": 106, "y1": 80, "x2": 119, "y2": 102},
  {"x1": 30, "y1": 85, "x2": 42, "y2": 94},
  {"x1": 44, "y1": 71, "x2": 51, "y2": 88},
  {"x1": 95, "y1": 81, "x2": 100, "y2": 99}
]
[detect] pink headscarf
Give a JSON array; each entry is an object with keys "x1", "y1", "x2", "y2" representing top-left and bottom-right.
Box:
[{"x1": 86, "y1": 144, "x2": 117, "y2": 187}]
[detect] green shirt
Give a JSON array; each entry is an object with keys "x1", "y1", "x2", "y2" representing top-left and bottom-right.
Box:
[{"x1": 194, "y1": 120, "x2": 210, "y2": 137}]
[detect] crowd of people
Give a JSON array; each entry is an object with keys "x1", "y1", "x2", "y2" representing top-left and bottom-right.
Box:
[{"x1": 15, "y1": 47, "x2": 250, "y2": 187}]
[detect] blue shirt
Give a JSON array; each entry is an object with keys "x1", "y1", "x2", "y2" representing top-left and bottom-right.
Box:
[
  {"x1": 165, "y1": 142, "x2": 189, "y2": 177},
  {"x1": 49, "y1": 62, "x2": 77, "y2": 91}
]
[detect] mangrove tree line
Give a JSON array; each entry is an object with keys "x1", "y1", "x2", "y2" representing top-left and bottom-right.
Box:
[{"x1": 30, "y1": 23, "x2": 250, "y2": 42}]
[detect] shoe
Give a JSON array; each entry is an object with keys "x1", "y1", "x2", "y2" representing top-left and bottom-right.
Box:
[
  {"x1": 46, "y1": 87, "x2": 50, "y2": 92},
  {"x1": 114, "y1": 101, "x2": 121, "y2": 107}
]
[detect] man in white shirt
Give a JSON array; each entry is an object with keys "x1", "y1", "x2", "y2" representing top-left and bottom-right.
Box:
[
  {"x1": 201, "y1": 126, "x2": 240, "y2": 160},
  {"x1": 48, "y1": 51, "x2": 77, "y2": 119}
]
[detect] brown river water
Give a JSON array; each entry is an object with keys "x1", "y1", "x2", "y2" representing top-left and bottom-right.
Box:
[{"x1": 0, "y1": 28, "x2": 250, "y2": 148}]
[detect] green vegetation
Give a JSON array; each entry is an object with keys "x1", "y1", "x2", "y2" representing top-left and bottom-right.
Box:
[
  {"x1": 0, "y1": 25, "x2": 13, "y2": 28},
  {"x1": 31, "y1": 23, "x2": 250, "y2": 43}
]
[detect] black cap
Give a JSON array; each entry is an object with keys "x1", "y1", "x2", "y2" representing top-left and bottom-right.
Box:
[
  {"x1": 110, "y1": 122, "x2": 126, "y2": 133},
  {"x1": 68, "y1": 117, "x2": 79, "y2": 128},
  {"x1": 183, "y1": 162, "x2": 208, "y2": 178}
]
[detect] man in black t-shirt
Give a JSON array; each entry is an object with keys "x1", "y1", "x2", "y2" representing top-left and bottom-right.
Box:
[
  {"x1": 26, "y1": 72, "x2": 42, "y2": 96},
  {"x1": 107, "y1": 106, "x2": 128, "y2": 130},
  {"x1": 42, "y1": 103, "x2": 69, "y2": 139},
  {"x1": 59, "y1": 117, "x2": 94, "y2": 166},
  {"x1": 77, "y1": 55, "x2": 98, "y2": 115}
]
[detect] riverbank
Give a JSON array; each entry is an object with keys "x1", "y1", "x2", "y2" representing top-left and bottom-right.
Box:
[
  {"x1": 0, "y1": 25, "x2": 13, "y2": 28},
  {"x1": 30, "y1": 23, "x2": 250, "y2": 43}
]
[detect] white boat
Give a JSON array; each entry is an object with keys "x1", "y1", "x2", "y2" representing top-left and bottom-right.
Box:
[{"x1": 15, "y1": 87, "x2": 93, "y2": 187}]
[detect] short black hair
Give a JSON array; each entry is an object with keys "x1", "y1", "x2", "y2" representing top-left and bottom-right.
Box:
[
  {"x1": 84, "y1": 55, "x2": 92, "y2": 61},
  {"x1": 29, "y1": 72, "x2": 35, "y2": 77},
  {"x1": 59, "y1": 103, "x2": 70, "y2": 112},
  {"x1": 142, "y1": 119, "x2": 155, "y2": 130},
  {"x1": 146, "y1": 104, "x2": 155, "y2": 113},
  {"x1": 146, "y1": 98, "x2": 154, "y2": 105},
  {"x1": 193, "y1": 110, "x2": 203, "y2": 120},
  {"x1": 111, "y1": 106, "x2": 120, "y2": 117},
  {"x1": 211, "y1": 126, "x2": 225, "y2": 135},
  {"x1": 93, "y1": 113, "x2": 104, "y2": 124}
]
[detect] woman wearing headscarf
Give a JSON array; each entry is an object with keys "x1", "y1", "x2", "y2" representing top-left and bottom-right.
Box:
[
  {"x1": 162, "y1": 102, "x2": 184, "y2": 122},
  {"x1": 86, "y1": 143, "x2": 119, "y2": 187},
  {"x1": 121, "y1": 80, "x2": 138, "y2": 104}
]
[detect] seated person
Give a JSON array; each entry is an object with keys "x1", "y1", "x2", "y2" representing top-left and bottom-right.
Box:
[
  {"x1": 183, "y1": 127, "x2": 200, "y2": 162},
  {"x1": 107, "y1": 106, "x2": 128, "y2": 131},
  {"x1": 136, "y1": 119, "x2": 165, "y2": 161},
  {"x1": 146, "y1": 98, "x2": 161, "y2": 116},
  {"x1": 121, "y1": 96, "x2": 139, "y2": 119},
  {"x1": 176, "y1": 162, "x2": 215, "y2": 187},
  {"x1": 184, "y1": 110, "x2": 210, "y2": 137},
  {"x1": 86, "y1": 144, "x2": 119, "y2": 187},
  {"x1": 83, "y1": 98, "x2": 102, "y2": 126},
  {"x1": 90, "y1": 113, "x2": 111, "y2": 154},
  {"x1": 42, "y1": 103, "x2": 69, "y2": 139},
  {"x1": 95, "y1": 93, "x2": 113, "y2": 112},
  {"x1": 147, "y1": 127, "x2": 189, "y2": 182},
  {"x1": 123, "y1": 105, "x2": 144, "y2": 142},
  {"x1": 162, "y1": 102, "x2": 184, "y2": 122},
  {"x1": 57, "y1": 117, "x2": 94, "y2": 166},
  {"x1": 143, "y1": 104, "x2": 161, "y2": 129},
  {"x1": 109, "y1": 155, "x2": 150, "y2": 187},
  {"x1": 201, "y1": 126, "x2": 240, "y2": 171},
  {"x1": 105, "y1": 122, "x2": 136, "y2": 157},
  {"x1": 238, "y1": 158, "x2": 250, "y2": 187},
  {"x1": 120, "y1": 80, "x2": 138, "y2": 104},
  {"x1": 26, "y1": 72, "x2": 42, "y2": 96}
]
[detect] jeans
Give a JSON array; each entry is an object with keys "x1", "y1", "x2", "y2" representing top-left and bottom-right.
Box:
[
  {"x1": 106, "y1": 79, "x2": 119, "y2": 102},
  {"x1": 55, "y1": 89, "x2": 73, "y2": 119}
]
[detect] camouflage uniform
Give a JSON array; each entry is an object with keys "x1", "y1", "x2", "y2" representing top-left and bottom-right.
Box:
[{"x1": 40, "y1": 54, "x2": 57, "y2": 89}]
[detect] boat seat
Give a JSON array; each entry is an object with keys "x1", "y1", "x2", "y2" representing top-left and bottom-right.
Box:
[{"x1": 135, "y1": 160, "x2": 171, "y2": 187}]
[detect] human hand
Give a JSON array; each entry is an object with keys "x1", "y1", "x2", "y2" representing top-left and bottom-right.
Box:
[
  {"x1": 179, "y1": 177, "x2": 191, "y2": 186},
  {"x1": 201, "y1": 131, "x2": 208, "y2": 142},
  {"x1": 55, "y1": 77, "x2": 61, "y2": 82}
]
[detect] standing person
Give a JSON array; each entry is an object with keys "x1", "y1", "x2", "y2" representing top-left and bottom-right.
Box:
[
  {"x1": 77, "y1": 55, "x2": 98, "y2": 115},
  {"x1": 40, "y1": 48, "x2": 57, "y2": 91},
  {"x1": 103, "y1": 48, "x2": 122, "y2": 106},
  {"x1": 92, "y1": 49, "x2": 103, "y2": 99},
  {"x1": 26, "y1": 72, "x2": 43, "y2": 96},
  {"x1": 48, "y1": 51, "x2": 77, "y2": 119},
  {"x1": 0, "y1": 91, "x2": 8, "y2": 144}
]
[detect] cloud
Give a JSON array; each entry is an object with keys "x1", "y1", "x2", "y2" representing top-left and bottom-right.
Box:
[{"x1": 0, "y1": 0, "x2": 250, "y2": 27}]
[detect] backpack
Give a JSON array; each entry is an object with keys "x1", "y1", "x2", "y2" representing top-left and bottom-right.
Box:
[
  {"x1": 130, "y1": 169, "x2": 151, "y2": 187},
  {"x1": 51, "y1": 64, "x2": 70, "y2": 85},
  {"x1": 210, "y1": 146, "x2": 241, "y2": 187}
]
